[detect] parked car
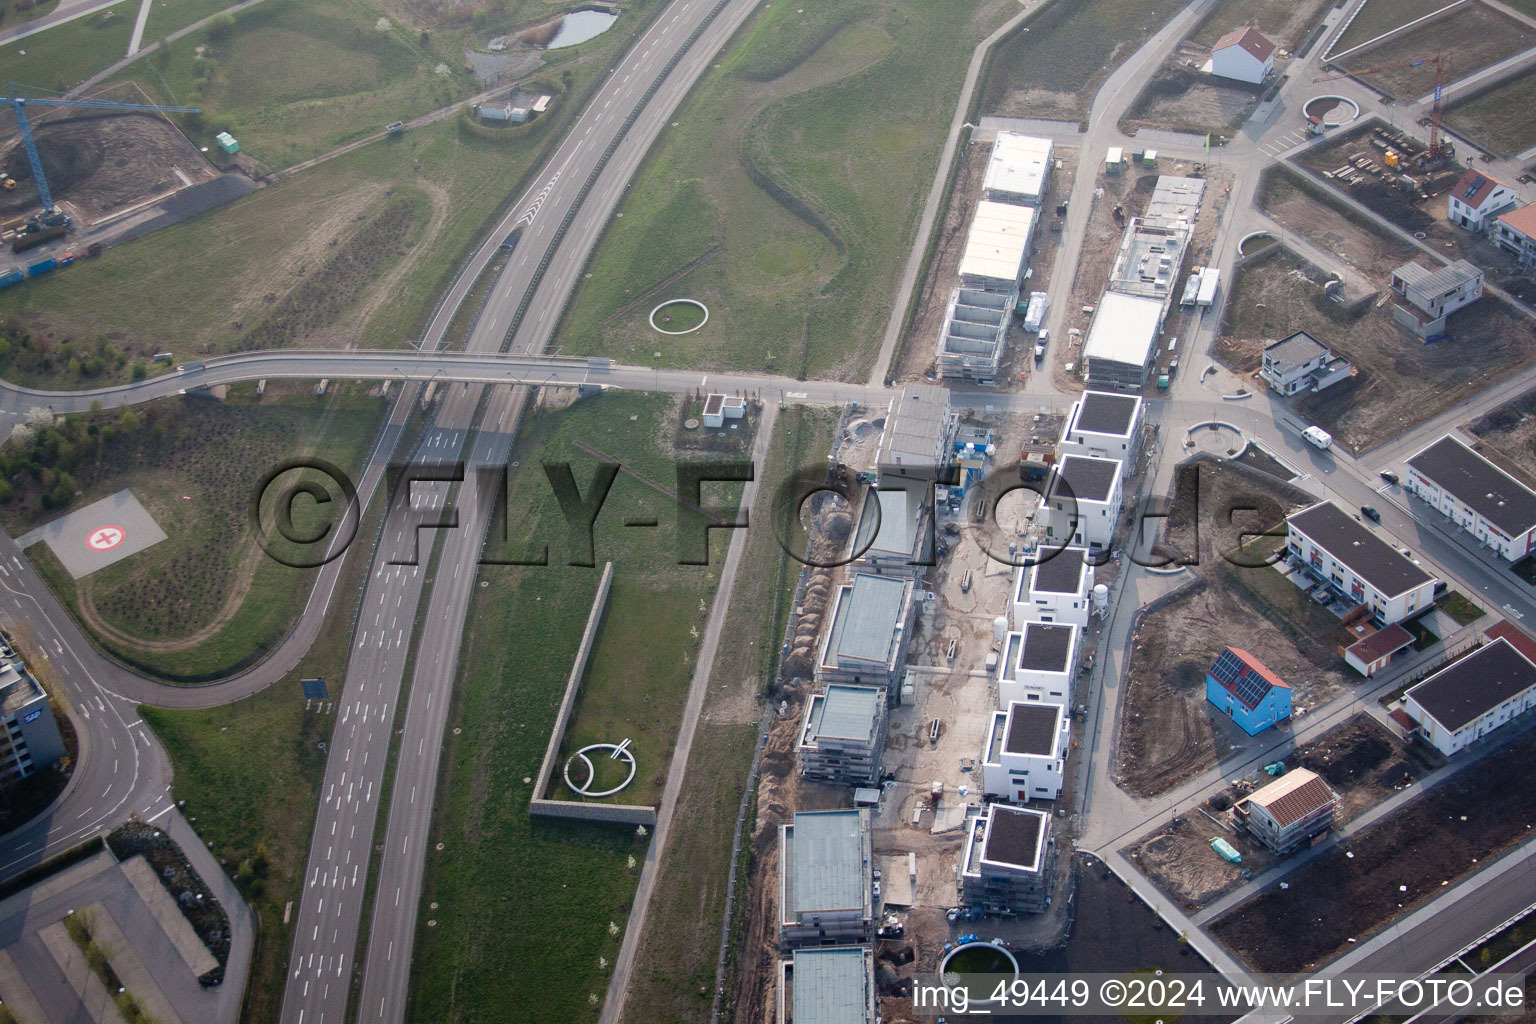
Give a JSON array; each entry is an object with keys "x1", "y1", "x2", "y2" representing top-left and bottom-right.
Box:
[
  {"x1": 1380, "y1": 471, "x2": 1399, "y2": 485},
  {"x1": 1360, "y1": 505, "x2": 1381, "y2": 522}
]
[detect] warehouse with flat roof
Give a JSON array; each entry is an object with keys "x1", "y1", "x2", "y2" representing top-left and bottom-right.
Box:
[
  {"x1": 1406, "y1": 434, "x2": 1536, "y2": 562},
  {"x1": 817, "y1": 573, "x2": 916, "y2": 689},
  {"x1": 982, "y1": 132, "x2": 1053, "y2": 206}
]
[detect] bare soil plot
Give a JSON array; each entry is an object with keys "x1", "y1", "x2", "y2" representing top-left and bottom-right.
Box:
[
  {"x1": 1210, "y1": 723, "x2": 1536, "y2": 975},
  {"x1": 1444, "y1": 69, "x2": 1536, "y2": 157},
  {"x1": 980, "y1": 0, "x2": 1188, "y2": 124},
  {"x1": 1467, "y1": 385, "x2": 1536, "y2": 482},
  {"x1": 1219, "y1": 243, "x2": 1536, "y2": 453},
  {"x1": 1121, "y1": 67, "x2": 1264, "y2": 138},
  {"x1": 1130, "y1": 815, "x2": 1276, "y2": 911},
  {"x1": 1258, "y1": 166, "x2": 1418, "y2": 282},
  {"x1": 1117, "y1": 459, "x2": 1350, "y2": 798},
  {"x1": 1294, "y1": 714, "x2": 1429, "y2": 824},
  {"x1": 1341, "y1": 4, "x2": 1536, "y2": 101},
  {"x1": 0, "y1": 110, "x2": 218, "y2": 224}
]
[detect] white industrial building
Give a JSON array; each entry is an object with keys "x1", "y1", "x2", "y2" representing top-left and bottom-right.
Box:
[
  {"x1": 1401, "y1": 638, "x2": 1536, "y2": 756},
  {"x1": 957, "y1": 201, "x2": 1036, "y2": 293},
  {"x1": 935, "y1": 286, "x2": 1011, "y2": 382},
  {"x1": 778, "y1": 809, "x2": 875, "y2": 949},
  {"x1": 959, "y1": 804, "x2": 1056, "y2": 915},
  {"x1": 998, "y1": 621, "x2": 1079, "y2": 708},
  {"x1": 816, "y1": 573, "x2": 916, "y2": 690},
  {"x1": 1405, "y1": 434, "x2": 1536, "y2": 562},
  {"x1": 1448, "y1": 169, "x2": 1519, "y2": 231},
  {"x1": 777, "y1": 947, "x2": 876, "y2": 1024},
  {"x1": 1059, "y1": 391, "x2": 1143, "y2": 465},
  {"x1": 797, "y1": 683, "x2": 889, "y2": 787},
  {"x1": 982, "y1": 132, "x2": 1053, "y2": 206},
  {"x1": 1285, "y1": 502, "x2": 1438, "y2": 625},
  {"x1": 1043, "y1": 454, "x2": 1124, "y2": 551},
  {"x1": 1082, "y1": 291, "x2": 1166, "y2": 390},
  {"x1": 1012, "y1": 546, "x2": 1094, "y2": 629},
  {"x1": 981, "y1": 700, "x2": 1069, "y2": 802},
  {"x1": 1207, "y1": 26, "x2": 1275, "y2": 84},
  {"x1": 1260, "y1": 331, "x2": 1352, "y2": 397}
]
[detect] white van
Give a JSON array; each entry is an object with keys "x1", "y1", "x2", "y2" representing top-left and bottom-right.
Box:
[{"x1": 1302, "y1": 425, "x2": 1333, "y2": 451}]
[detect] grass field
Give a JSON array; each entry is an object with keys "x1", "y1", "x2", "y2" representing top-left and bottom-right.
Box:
[
  {"x1": 979, "y1": 0, "x2": 1187, "y2": 124},
  {"x1": 1342, "y1": 4, "x2": 1536, "y2": 100},
  {"x1": 4, "y1": 382, "x2": 388, "y2": 681},
  {"x1": 408, "y1": 390, "x2": 741, "y2": 1024},
  {"x1": 1189, "y1": 0, "x2": 1334, "y2": 54},
  {"x1": 0, "y1": 7, "x2": 133, "y2": 92},
  {"x1": 621, "y1": 406, "x2": 836, "y2": 1024},
  {"x1": 556, "y1": 0, "x2": 1014, "y2": 382},
  {"x1": 1444, "y1": 71, "x2": 1536, "y2": 156},
  {"x1": 0, "y1": 113, "x2": 575, "y2": 380},
  {"x1": 115, "y1": 0, "x2": 479, "y2": 167},
  {"x1": 139, "y1": 490, "x2": 384, "y2": 1024}
]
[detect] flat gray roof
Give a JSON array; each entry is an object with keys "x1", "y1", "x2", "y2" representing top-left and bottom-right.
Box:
[
  {"x1": 1082, "y1": 291, "x2": 1163, "y2": 368},
  {"x1": 1394, "y1": 258, "x2": 1482, "y2": 298},
  {"x1": 877, "y1": 383, "x2": 950, "y2": 471},
  {"x1": 792, "y1": 947, "x2": 872, "y2": 1024},
  {"x1": 827, "y1": 574, "x2": 908, "y2": 666},
  {"x1": 982, "y1": 804, "x2": 1047, "y2": 871},
  {"x1": 853, "y1": 487, "x2": 922, "y2": 559},
  {"x1": 1029, "y1": 546, "x2": 1089, "y2": 595},
  {"x1": 805, "y1": 685, "x2": 883, "y2": 741},
  {"x1": 1407, "y1": 435, "x2": 1536, "y2": 540},
  {"x1": 788, "y1": 810, "x2": 867, "y2": 914},
  {"x1": 1053, "y1": 455, "x2": 1120, "y2": 503},
  {"x1": 1019, "y1": 622, "x2": 1075, "y2": 673}
]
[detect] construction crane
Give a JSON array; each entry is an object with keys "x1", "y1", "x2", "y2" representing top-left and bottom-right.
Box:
[
  {"x1": 1313, "y1": 55, "x2": 1447, "y2": 159},
  {"x1": 2, "y1": 82, "x2": 201, "y2": 226}
]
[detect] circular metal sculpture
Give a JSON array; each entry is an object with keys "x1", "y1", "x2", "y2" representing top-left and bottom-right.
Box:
[{"x1": 563, "y1": 741, "x2": 638, "y2": 798}]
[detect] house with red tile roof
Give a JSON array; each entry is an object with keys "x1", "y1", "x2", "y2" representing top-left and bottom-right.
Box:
[
  {"x1": 1205, "y1": 647, "x2": 1291, "y2": 735},
  {"x1": 1448, "y1": 169, "x2": 1519, "y2": 231},
  {"x1": 1494, "y1": 203, "x2": 1536, "y2": 269},
  {"x1": 1210, "y1": 27, "x2": 1275, "y2": 84}
]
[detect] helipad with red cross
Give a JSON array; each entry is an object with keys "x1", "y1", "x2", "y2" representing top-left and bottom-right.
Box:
[{"x1": 16, "y1": 490, "x2": 169, "y2": 579}]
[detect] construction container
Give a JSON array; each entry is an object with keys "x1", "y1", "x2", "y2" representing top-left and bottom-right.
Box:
[
  {"x1": 26, "y1": 257, "x2": 57, "y2": 277},
  {"x1": 215, "y1": 131, "x2": 239, "y2": 154},
  {"x1": 0, "y1": 268, "x2": 22, "y2": 290},
  {"x1": 11, "y1": 224, "x2": 66, "y2": 254}
]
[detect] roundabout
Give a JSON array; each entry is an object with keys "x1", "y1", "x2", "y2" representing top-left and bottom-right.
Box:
[
  {"x1": 563, "y1": 740, "x2": 638, "y2": 798},
  {"x1": 649, "y1": 298, "x2": 710, "y2": 335},
  {"x1": 1302, "y1": 94, "x2": 1359, "y2": 130}
]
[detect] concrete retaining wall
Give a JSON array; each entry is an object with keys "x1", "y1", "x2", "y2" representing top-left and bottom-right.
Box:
[{"x1": 529, "y1": 562, "x2": 658, "y2": 824}]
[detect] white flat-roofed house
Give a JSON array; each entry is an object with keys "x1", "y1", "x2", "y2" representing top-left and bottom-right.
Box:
[
  {"x1": 997, "y1": 621, "x2": 1078, "y2": 708},
  {"x1": 778, "y1": 809, "x2": 875, "y2": 949},
  {"x1": 958, "y1": 201, "x2": 1036, "y2": 294},
  {"x1": 981, "y1": 701, "x2": 1069, "y2": 802},
  {"x1": 1059, "y1": 391, "x2": 1143, "y2": 465},
  {"x1": 1043, "y1": 455, "x2": 1123, "y2": 551},
  {"x1": 876, "y1": 383, "x2": 953, "y2": 485},
  {"x1": 982, "y1": 133, "x2": 1053, "y2": 206},
  {"x1": 1401, "y1": 638, "x2": 1536, "y2": 756},
  {"x1": 1011, "y1": 547, "x2": 1093, "y2": 629},
  {"x1": 1406, "y1": 434, "x2": 1536, "y2": 562},
  {"x1": 1260, "y1": 331, "x2": 1352, "y2": 396},
  {"x1": 959, "y1": 804, "x2": 1056, "y2": 914},
  {"x1": 1082, "y1": 291, "x2": 1165, "y2": 390},
  {"x1": 1286, "y1": 502, "x2": 1438, "y2": 625},
  {"x1": 1448, "y1": 169, "x2": 1519, "y2": 231}
]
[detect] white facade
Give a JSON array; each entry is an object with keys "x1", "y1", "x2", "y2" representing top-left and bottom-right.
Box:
[
  {"x1": 1260, "y1": 331, "x2": 1351, "y2": 397},
  {"x1": 981, "y1": 702, "x2": 1069, "y2": 803},
  {"x1": 958, "y1": 201, "x2": 1036, "y2": 293},
  {"x1": 1044, "y1": 455, "x2": 1124, "y2": 551},
  {"x1": 1209, "y1": 28, "x2": 1274, "y2": 84},
  {"x1": 1402, "y1": 639, "x2": 1536, "y2": 756},
  {"x1": 983, "y1": 133, "x2": 1053, "y2": 206},
  {"x1": 1405, "y1": 434, "x2": 1536, "y2": 563},
  {"x1": 1448, "y1": 170, "x2": 1519, "y2": 231},
  {"x1": 1391, "y1": 260, "x2": 1484, "y2": 321},
  {"x1": 1286, "y1": 503, "x2": 1437, "y2": 625},
  {"x1": 1011, "y1": 547, "x2": 1094, "y2": 629},
  {"x1": 997, "y1": 623, "x2": 1078, "y2": 708},
  {"x1": 1058, "y1": 391, "x2": 1143, "y2": 465}
]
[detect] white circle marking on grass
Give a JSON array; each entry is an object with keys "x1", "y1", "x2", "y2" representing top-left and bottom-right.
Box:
[{"x1": 648, "y1": 298, "x2": 709, "y2": 335}]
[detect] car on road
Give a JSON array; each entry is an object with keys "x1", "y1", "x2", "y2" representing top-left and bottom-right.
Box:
[
  {"x1": 1380, "y1": 471, "x2": 1399, "y2": 485},
  {"x1": 1361, "y1": 505, "x2": 1381, "y2": 522}
]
